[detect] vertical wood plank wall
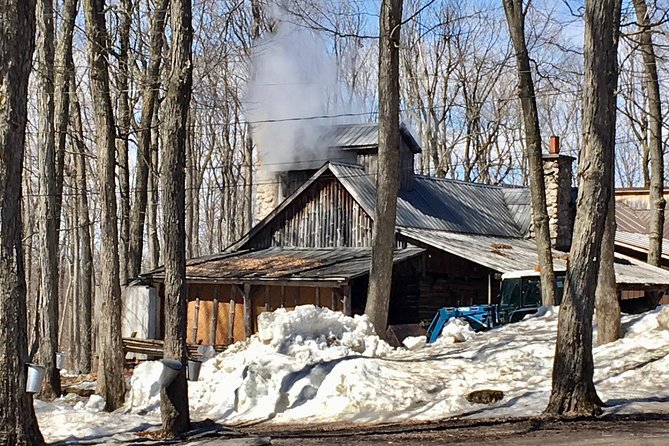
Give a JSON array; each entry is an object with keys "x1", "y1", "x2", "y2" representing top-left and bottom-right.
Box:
[{"x1": 186, "y1": 284, "x2": 339, "y2": 345}]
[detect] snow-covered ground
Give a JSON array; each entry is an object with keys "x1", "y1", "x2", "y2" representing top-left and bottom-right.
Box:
[{"x1": 37, "y1": 304, "x2": 669, "y2": 443}]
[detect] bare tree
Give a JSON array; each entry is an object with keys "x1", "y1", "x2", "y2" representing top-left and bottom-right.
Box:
[
  {"x1": 545, "y1": 0, "x2": 621, "y2": 416},
  {"x1": 160, "y1": 0, "x2": 193, "y2": 436},
  {"x1": 365, "y1": 0, "x2": 403, "y2": 336},
  {"x1": 128, "y1": 0, "x2": 169, "y2": 279},
  {"x1": 503, "y1": 0, "x2": 557, "y2": 306},
  {"x1": 0, "y1": 0, "x2": 45, "y2": 443},
  {"x1": 83, "y1": 0, "x2": 126, "y2": 410},
  {"x1": 596, "y1": 174, "x2": 620, "y2": 344},
  {"x1": 35, "y1": 0, "x2": 62, "y2": 398},
  {"x1": 633, "y1": 0, "x2": 665, "y2": 267}
]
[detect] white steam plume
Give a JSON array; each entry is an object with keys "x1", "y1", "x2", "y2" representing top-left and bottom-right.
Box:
[{"x1": 244, "y1": 2, "x2": 362, "y2": 173}]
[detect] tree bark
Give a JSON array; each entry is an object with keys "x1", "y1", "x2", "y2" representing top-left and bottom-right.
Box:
[
  {"x1": 53, "y1": 0, "x2": 78, "y2": 235},
  {"x1": 70, "y1": 77, "x2": 94, "y2": 373},
  {"x1": 545, "y1": 0, "x2": 621, "y2": 417},
  {"x1": 633, "y1": 0, "x2": 664, "y2": 267},
  {"x1": 117, "y1": 0, "x2": 132, "y2": 285},
  {"x1": 0, "y1": 0, "x2": 46, "y2": 443},
  {"x1": 83, "y1": 0, "x2": 126, "y2": 410},
  {"x1": 502, "y1": 0, "x2": 557, "y2": 306},
  {"x1": 365, "y1": 0, "x2": 403, "y2": 336},
  {"x1": 35, "y1": 0, "x2": 62, "y2": 399},
  {"x1": 596, "y1": 187, "x2": 620, "y2": 344},
  {"x1": 160, "y1": 0, "x2": 193, "y2": 436},
  {"x1": 128, "y1": 0, "x2": 169, "y2": 279}
]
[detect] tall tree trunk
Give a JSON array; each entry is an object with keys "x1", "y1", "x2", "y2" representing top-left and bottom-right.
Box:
[
  {"x1": 365, "y1": 0, "x2": 403, "y2": 336},
  {"x1": 83, "y1": 0, "x2": 126, "y2": 410},
  {"x1": 53, "y1": 0, "x2": 78, "y2": 235},
  {"x1": 545, "y1": 0, "x2": 621, "y2": 417},
  {"x1": 633, "y1": 0, "x2": 665, "y2": 267},
  {"x1": 71, "y1": 78, "x2": 94, "y2": 373},
  {"x1": 35, "y1": 0, "x2": 62, "y2": 399},
  {"x1": 128, "y1": 0, "x2": 169, "y2": 279},
  {"x1": 503, "y1": 0, "x2": 557, "y2": 306},
  {"x1": 148, "y1": 98, "x2": 161, "y2": 270},
  {"x1": 0, "y1": 0, "x2": 45, "y2": 443},
  {"x1": 160, "y1": 0, "x2": 193, "y2": 436},
  {"x1": 117, "y1": 0, "x2": 132, "y2": 285}
]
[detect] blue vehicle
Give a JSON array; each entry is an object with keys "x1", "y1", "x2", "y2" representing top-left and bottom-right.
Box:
[{"x1": 426, "y1": 270, "x2": 565, "y2": 343}]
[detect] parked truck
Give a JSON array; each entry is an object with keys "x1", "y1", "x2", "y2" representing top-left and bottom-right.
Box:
[{"x1": 426, "y1": 269, "x2": 566, "y2": 343}]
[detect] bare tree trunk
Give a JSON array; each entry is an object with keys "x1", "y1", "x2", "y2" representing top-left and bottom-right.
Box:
[
  {"x1": 596, "y1": 188, "x2": 620, "y2": 344},
  {"x1": 160, "y1": 0, "x2": 193, "y2": 436},
  {"x1": 0, "y1": 0, "x2": 45, "y2": 443},
  {"x1": 71, "y1": 78, "x2": 93, "y2": 373},
  {"x1": 504, "y1": 0, "x2": 556, "y2": 305},
  {"x1": 83, "y1": 0, "x2": 126, "y2": 410},
  {"x1": 503, "y1": 0, "x2": 557, "y2": 306},
  {"x1": 117, "y1": 0, "x2": 132, "y2": 285},
  {"x1": 148, "y1": 98, "x2": 161, "y2": 269},
  {"x1": 633, "y1": 0, "x2": 664, "y2": 267},
  {"x1": 128, "y1": 0, "x2": 169, "y2": 279},
  {"x1": 365, "y1": 0, "x2": 403, "y2": 336},
  {"x1": 53, "y1": 0, "x2": 78, "y2": 233},
  {"x1": 545, "y1": 0, "x2": 621, "y2": 417},
  {"x1": 36, "y1": 0, "x2": 62, "y2": 399}
]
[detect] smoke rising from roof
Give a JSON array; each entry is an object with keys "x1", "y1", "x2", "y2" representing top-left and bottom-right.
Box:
[{"x1": 244, "y1": 2, "x2": 363, "y2": 173}]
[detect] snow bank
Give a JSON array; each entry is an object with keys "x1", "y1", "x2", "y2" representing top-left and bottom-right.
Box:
[
  {"x1": 433, "y1": 318, "x2": 477, "y2": 344},
  {"x1": 38, "y1": 304, "x2": 669, "y2": 442}
]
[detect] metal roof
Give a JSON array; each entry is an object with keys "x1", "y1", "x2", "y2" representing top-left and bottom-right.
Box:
[
  {"x1": 615, "y1": 230, "x2": 669, "y2": 259},
  {"x1": 142, "y1": 247, "x2": 424, "y2": 286},
  {"x1": 321, "y1": 123, "x2": 422, "y2": 154},
  {"x1": 398, "y1": 227, "x2": 669, "y2": 286},
  {"x1": 331, "y1": 163, "x2": 527, "y2": 237}
]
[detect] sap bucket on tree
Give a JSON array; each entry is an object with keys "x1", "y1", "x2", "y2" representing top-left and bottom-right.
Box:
[
  {"x1": 159, "y1": 359, "x2": 183, "y2": 387},
  {"x1": 26, "y1": 364, "x2": 46, "y2": 393},
  {"x1": 187, "y1": 359, "x2": 202, "y2": 381},
  {"x1": 55, "y1": 352, "x2": 66, "y2": 369}
]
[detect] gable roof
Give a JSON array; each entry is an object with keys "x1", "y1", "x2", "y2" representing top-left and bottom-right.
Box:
[{"x1": 331, "y1": 162, "x2": 527, "y2": 237}]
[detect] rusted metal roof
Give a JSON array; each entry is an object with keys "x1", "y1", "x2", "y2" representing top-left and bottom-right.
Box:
[
  {"x1": 322, "y1": 123, "x2": 422, "y2": 153},
  {"x1": 142, "y1": 247, "x2": 424, "y2": 286},
  {"x1": 398, "y1": 227, "x2": 669, "y2": 286}
]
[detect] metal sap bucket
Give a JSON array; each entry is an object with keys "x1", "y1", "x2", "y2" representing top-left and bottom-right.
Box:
[
  {"x1": 55, "y1": 352, "x2": 66, "y2": 370},
  {"x1": 26, "y1": 364, "x2": 45, "y2": 393},
  {"x1": 159, "y1": 359, "x2": 183, "y2": 387},
  {"x1": 187, "y1": 359, "x2": 202, "y2": 381}
]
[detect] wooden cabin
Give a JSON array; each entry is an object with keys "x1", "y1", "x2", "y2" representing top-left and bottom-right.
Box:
[{"x1": 129, "y1": 124, "x2": 669, "y2": 348}]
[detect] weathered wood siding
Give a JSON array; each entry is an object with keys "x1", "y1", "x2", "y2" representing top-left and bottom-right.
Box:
[
  {"x1": 248, "y1": 175, "x2": 374, "y2": 249},
  {"x1": 186, "y1": 283, "x2": 340, "y2": 345},
  {"x1": 356, "y1": 140, "x2": 415, "y2": 191}
]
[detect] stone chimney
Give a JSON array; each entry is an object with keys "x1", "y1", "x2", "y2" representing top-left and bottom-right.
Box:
[{"x1": 542, "y1": 135, "x2": 575, "y2": 251}]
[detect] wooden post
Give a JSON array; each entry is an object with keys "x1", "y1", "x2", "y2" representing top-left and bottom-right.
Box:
[
  {"x1": 210, "y1": 286, "x2": 219, "y2": 345},
  {"x1": 243, "y1": 284, "x2": 253, "y2": 338},
  {"x1": 264, "y1": 286, "x2": 270, "y2": 312},
  {"x1": 228, "y1": 287, "x2": 235, "y2": 345},
  {"x1": 280, "y1": 285, "x2": 285, "y2": 308},
  {"x1": 331, "y1": 288, "x2": 336, "y2": 310},
  {"x1": 315, "y1": 287, "x2": 320, "y2": 307},
  {"x1": 343, "y1": 285, "x2": 352, "y2": 316}
]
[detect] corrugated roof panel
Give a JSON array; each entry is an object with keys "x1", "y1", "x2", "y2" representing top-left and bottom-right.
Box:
[
  {"x1": 321, "y1": 123, "x2": 421, "y2": 153},
  {"x1": 399, "y1": 227, "x2": 669, "y2": 285},
  {"x1": 331, "y1": 163, "x2": 525, "y2": 237}
]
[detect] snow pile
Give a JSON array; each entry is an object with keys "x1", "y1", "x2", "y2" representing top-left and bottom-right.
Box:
[
  {"x1": 434, "y1": 318, "x2": 477, "y2": 344},
  {"x1": 127, "y1": 305, "x2": 392, "y2": 422},
  {"x1": 402, "y1": 336, "x2": 426, "y2": 350}
]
